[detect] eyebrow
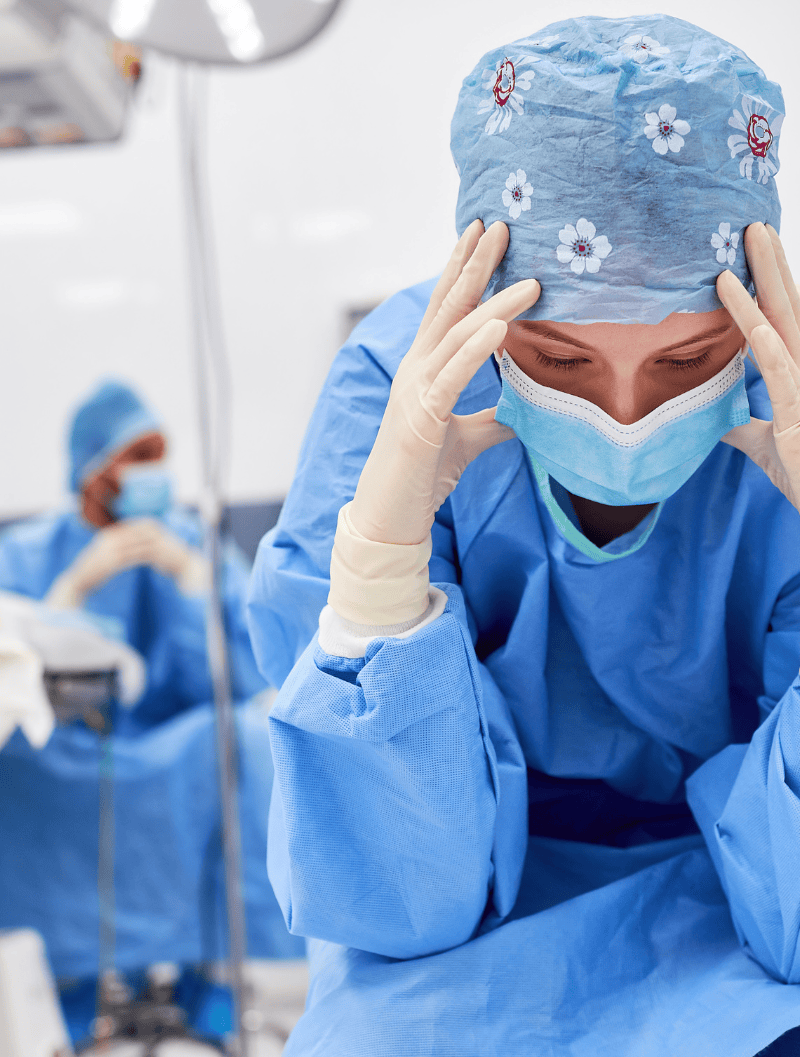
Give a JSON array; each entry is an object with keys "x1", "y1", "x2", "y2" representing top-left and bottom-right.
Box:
[
  {"x1": 656, "y1": 322, "x2": 735, "y2": 354},
  {"x1": 521, "y1": 324, "x2": 595, "y2": 351},
  {"x1": 520, "y1": 320, "x2": 735, "y2": 356}
]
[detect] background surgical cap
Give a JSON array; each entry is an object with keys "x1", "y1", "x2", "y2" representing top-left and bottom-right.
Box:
[
  {"x1": 68, "y1": 379, "x2": 161, "y2": 491},
  {"x1": 451, "y1": 14, "x2": 784, "y2": 324}
]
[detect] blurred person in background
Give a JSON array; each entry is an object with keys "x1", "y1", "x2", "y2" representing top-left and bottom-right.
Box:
[{"x1": 0, "y1": 378, "x2": 303, "y2": 1044}]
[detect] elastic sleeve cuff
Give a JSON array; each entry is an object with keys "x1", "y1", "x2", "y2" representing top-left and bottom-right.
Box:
[
  {"x1": 327, "y1": 502, "x2": 431, "y2": 625},
  {"x1": 318, "y1": 586, "x2": 448, "y2": 659}
]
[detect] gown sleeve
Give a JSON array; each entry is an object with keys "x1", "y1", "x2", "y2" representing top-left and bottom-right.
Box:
[
  {"x1": 0, "y1": 517, "x2": 64, "y2": 600},
  {"x1": 686, "y1": 570, "x2": 800, "y2": 983},
  {"x1": 247, "y1": 286, "x2": 529, "y2": 959}
]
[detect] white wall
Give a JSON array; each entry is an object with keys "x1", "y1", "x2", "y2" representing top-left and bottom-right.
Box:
[{"x1": 0, "y1": 0, "x2": 797, "y2": 516}]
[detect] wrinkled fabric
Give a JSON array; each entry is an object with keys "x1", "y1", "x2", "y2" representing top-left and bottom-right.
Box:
[
  {"x1": 451, "y1": 15, "x2": 784, "y2": 323},
  {"x1": 0, "y1": 507, "x2": 304, "y2": 972},
  {"x1": 248, "y1": 279, "x2": 800, "y2": 1055},
  {"x1": 0, "y1": 630, "x2": 54, "y2": 748},
  {"x1": 68, "y1": 379, "x2": 162, "y2": 491}
]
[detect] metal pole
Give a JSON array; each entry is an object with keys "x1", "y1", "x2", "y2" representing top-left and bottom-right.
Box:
[
  {"x1": 176, "y1": 62, "x2": 248, "y2": 1057},
  {"x1": 96, "y1": 711, "x2": 115, "y2": 1055}
]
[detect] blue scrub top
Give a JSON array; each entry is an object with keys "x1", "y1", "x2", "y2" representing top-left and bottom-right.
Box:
[
  {"x1": 0, "y1": 508, "x2": 306, "y2": 976},
  {"x1": 248, "y1": 279, "x2": 800, "y2": 1056}
]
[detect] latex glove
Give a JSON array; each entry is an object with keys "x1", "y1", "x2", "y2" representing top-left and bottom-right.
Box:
[
  {"x1": 329, "y1": 221, "x2": 540, "y2": 626},
  {"x1": 717, "y1": 223, "x2": 800, "y2": 512},
  {"x1": 46, "y1": 519, "x2": 209, "y2": 608},
  {"x1": 128, "y1": 518, "x2": 210, "y2": 593},
  {"x1": 350, "y1": 220, "x2": 540, "y2": 546}
]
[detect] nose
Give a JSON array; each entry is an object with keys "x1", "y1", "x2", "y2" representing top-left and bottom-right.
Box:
[{"x1": 597, "y1": 374, "x2": 652, "y2": 425}]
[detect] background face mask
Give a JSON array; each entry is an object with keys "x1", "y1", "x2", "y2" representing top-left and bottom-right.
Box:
[
  {"x1": 112, "y1": 462, "x2": 173, "y2": 520},
  {"x1": 495, "y1": 350, "x2": 751, "y2": 506}
]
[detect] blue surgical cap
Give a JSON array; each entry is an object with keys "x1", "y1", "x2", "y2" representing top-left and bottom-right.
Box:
[
  {"x1": 68, "y1": 379, "x2": 162, "y2": 492},
  {"x1": 451, "y1": 14, "x2": 784, "y2": 324}
]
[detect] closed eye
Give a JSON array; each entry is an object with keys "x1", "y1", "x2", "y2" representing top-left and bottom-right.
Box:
[
  {"x1": 535, "y1": 348, "x2": 715, "y2": 372},
  {"x1": 535, "y1": 351, "x2": 586, "y2": 371},
  {"x1": 660, "y1": 350, "x2": 712, "y2": 371}
]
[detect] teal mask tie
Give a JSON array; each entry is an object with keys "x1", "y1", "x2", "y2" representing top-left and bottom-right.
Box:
[{"x1": 529, "y1": 454, "x2": 663, "y2": 562}]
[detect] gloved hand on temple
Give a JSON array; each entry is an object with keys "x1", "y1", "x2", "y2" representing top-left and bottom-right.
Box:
[
  {"x1": 46, "y1": 519, "x2": 209, "y2": 609},
  {"x1": 349, "y1": 220, "x2": 539, "y2": 547},
  {"x1": 328, "y1": 220, "x2": 540, "y2": 627},
  {"x1": 718, "y1": 223, "x2": 800, "y2": 514}
]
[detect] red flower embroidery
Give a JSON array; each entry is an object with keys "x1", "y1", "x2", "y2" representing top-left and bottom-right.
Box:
[
  {"x1": 747, "y1": 114, "x2": 773, "y2": 158},
  {"x1": 493, "y1": 58, "x2": 516, "y2": 108}
]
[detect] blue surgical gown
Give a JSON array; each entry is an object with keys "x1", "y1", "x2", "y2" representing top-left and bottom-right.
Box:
[
  {"x1": 0, "y1": 507, "x2": 305, "y2": 976},
  {"x1": 247, "y1": 279, "x2": 800, "y2": 1056}
]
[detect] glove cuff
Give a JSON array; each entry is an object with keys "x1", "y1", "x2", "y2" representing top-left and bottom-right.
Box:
[{"x1": 328, "y1": 502, "x2": 431, "y2": 625}]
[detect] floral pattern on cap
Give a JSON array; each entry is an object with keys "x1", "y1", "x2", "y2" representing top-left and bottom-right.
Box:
[
  {"x1": 478, "y1": 55, "x2": 539, "y2": 135},
  {"x1": 502, "y1": 170, "x2": 533, "y2": 220},
  {"x1": 728, "y1": 95, "x2": 783, "y2": 184},
  {"x1": 711, "y1": 223, "x2": 739, "y2": 265},
  {"x1": 644, "y1": 104, "x2": 691, "y2": 154},
  {"x1": 452, "y1": 16, "x2": 783, "y2": 323},
  {"x1": 556, "y1": 219, "x2": 612, "y2": 275},
  {"x1": 622, "y1": 34, "x2": 670, "y2": 64}
]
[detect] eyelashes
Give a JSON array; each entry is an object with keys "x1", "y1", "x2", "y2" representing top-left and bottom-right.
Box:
[
  {"x1": 534, "y1": 351, "x2": 584, "y2": 371},
  {"x1": 534, "y1": 349, "x2": 714, "y2": 372},
  {"x1": 662, "y1": 350, "x2": 712, "y2": 371}
]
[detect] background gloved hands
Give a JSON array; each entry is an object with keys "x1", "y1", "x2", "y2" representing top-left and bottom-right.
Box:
[
  {"x1": 46, "y1": 518, "x2": 209, "y2": 609},
  {"x1": 718, "y1": 223, "x2": 800, "y2": 514}
]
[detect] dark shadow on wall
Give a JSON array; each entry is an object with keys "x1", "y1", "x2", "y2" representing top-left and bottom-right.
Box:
[{"x1": 223, "y1": 501, "x2": 284, "y2": 563}]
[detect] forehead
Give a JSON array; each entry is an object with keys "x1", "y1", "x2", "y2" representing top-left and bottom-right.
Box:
[
  {"x1": 511, "y1": 308, "x2": 739, "y2": 351},
  {"x1": 102, "y1": 431, "x2": 166, "y2": 470}
]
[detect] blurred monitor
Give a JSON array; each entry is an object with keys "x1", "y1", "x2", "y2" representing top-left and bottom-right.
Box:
[{"x1": 0, "y1": 0, "x2": 133, "y2": 148}]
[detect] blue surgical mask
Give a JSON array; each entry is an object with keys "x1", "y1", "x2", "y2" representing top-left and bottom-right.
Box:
[
  {"x1": 494, "y1": 349, "x2": 751, "y2": 506},
  {"x1": 112, "y1": 463, "x2": 173, "y2": 520}
]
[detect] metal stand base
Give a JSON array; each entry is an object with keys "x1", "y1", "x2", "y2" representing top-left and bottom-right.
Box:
[{"x1": 76, "y1": 970, "x2": 223, "y2": 1056}]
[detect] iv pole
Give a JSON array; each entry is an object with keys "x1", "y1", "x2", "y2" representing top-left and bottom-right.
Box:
[{"x1": 177, "y1": 64, "x2": 248, "y2": 1057}]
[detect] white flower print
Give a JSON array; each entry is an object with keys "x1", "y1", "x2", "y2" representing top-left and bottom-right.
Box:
[
  {"x1": 502, "y1": 169, "x2": 533, "y2": 220},
  {"x1": 644, "y1": 103, "x2": 691, "y2": 155},
  {"x1": 622, "y1": 34, "x2": 670, "y2": 64},
  {"x1": 556, "y1": 219, "x2": 612, "y2": 275},
  {"x1": 477, "y1": 55, "x2": 539, "y2": 136},
  {"x1": 728, "y1": 95, "x2": 783, "y2": 184},
  {"x1": 711, "y1": 223, "x2": 739, "y2": 266}
]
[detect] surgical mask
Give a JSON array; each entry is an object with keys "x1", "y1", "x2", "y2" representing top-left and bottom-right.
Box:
[
  {"x1": 112, "y1": 462, "x2": 173, "y2": 520},
  {"x1": 494, "y1": 349, "x2": 751, "y2": 506}
]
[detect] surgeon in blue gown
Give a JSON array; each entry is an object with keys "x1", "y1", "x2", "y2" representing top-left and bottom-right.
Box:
[
  {"x1": 247, "y1": 16, "x2": 800, "y2": 1057},
  {"x1": 0, "y1": 379, "x2": 303, "y2": 1035}
]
